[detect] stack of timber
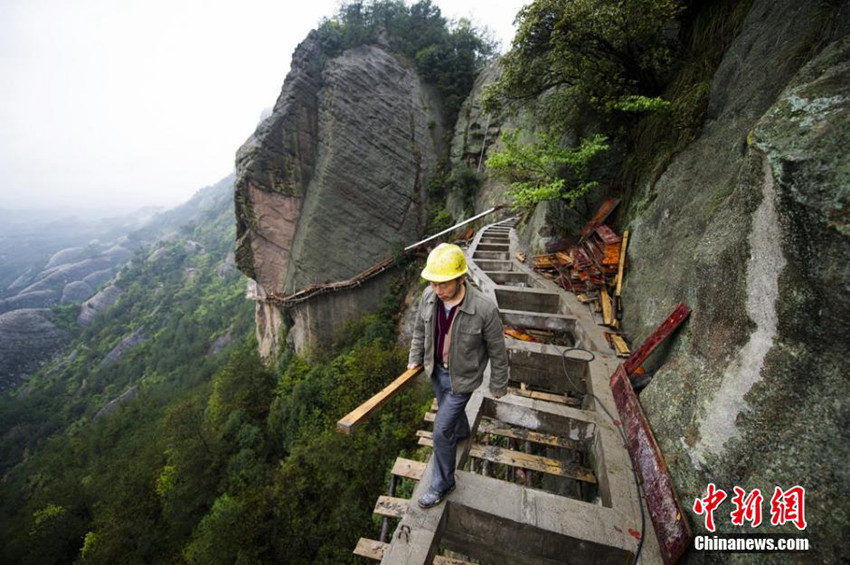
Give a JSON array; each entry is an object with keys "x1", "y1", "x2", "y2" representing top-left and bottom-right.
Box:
[{"x1": 530, "y1": 198, "x2": 632, "y2": 356}]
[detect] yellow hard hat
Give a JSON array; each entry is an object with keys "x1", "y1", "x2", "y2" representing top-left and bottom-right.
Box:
[{"x1": 421, "y1": 243, "x2": 468, "y2": 282}]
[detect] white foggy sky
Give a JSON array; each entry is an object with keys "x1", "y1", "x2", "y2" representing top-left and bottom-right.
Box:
[{"x1": 0, "y1": 0, "x2": 527, "y2": 215}]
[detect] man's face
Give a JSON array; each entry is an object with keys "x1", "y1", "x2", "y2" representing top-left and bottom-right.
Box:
[{"x1": 430, "y1": 277, "x2": 462, "y2": 303}]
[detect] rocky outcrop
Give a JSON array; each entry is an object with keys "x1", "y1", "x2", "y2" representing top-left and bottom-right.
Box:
[
  {"x1": 44, "y1": 247, "x2": 87, "y2": 269},
  {"x1": 82, "y1": 268, "x2": 113, "y2": 289},
  {"x1": 614, "y1": 1, "x2": 848, "y2": 558},
  {"x1": 207, "y1": 330, "x2": 233, "y2": 356},
  {"x1": 0, "y1": 309, "x2": 69, "y2": 390},
  {"x1": 100, "y1": 326, "x2": 146, "y2": 367},
  {"x1": 93, "y1": 386, "x2": 138, "y2": 421},
  {"x1": 0, "y1": 242, "x2": 128, "y2": 313},
  {"x1": 77, "y1": 284, "x2": 122, "y2": 326},
  {"x1": 61, "y1": 281, "x2": 94, "y2": 304},
  {"x1": 0, "y1": 290, "x2": 59, "y2": 314},
  {"x1": 235, "y1": 35, "x2": 440, "y2": 355}
]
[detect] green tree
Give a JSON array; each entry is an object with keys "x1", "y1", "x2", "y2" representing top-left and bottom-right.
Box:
[
  {"x1": 316, "y1": 1, "x2": 496, "y2": 121},
  {"x1": 483, "y1": 0, "x2": 683, "y2": 119},
  {"x1": 487, "y1": 129, "x2": 609, "y2": 208}
]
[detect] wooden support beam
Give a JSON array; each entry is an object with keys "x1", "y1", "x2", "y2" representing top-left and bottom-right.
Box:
[
  {"x1": 478, "y1": 418, "x2": 579, "y2": 450},
  {"x1": 469, "y1": 444, "x2": 596, "y2": 484},
  {"x1": 391, "y1": 457, "x2": 425, "y2": 481},
  {"x1": 507, "y1": 386, "x2": 581, "y2": 407},
  {"x1": 337, "y1": 366, "x2": 423, "y2": 434},
  {"x1": 610, "y1": 334, "x2": 631, "y2": 357},
  {"x1": 373, "y1": 496, "x2": 408, "y2": 519},
  {"x1": 600, "y1": 285, "x2": 614, "y2": 326},
  {"x1": 610, "y1": 364, "x2": 692, "y2": 564},
  {"x1": 433, "y1": 556, "x2": 477, "y2": 565},
  {"x1": 623, "y1": 304, "x2": 691, "y2": 376},
  {"x1": 353, "y1": 538, "x2": 387, "y2": 561},
  {"x1": 615, "y1": 230, "x2": 630, "y2": 297}
]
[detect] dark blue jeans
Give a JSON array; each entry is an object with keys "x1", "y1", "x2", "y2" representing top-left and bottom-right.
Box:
[{"x1": 429, "y1": 364, "x2": 472, "y2": 494}]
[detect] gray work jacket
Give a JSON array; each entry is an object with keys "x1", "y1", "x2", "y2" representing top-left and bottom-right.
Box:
[{"x1": 408, "y1": 280, "x2": 509, "y2": 395}]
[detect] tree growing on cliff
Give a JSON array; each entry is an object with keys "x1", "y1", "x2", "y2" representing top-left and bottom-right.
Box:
[
  {"x1": 316, "y1": 0, "x2": 496, "y2": 121},
  {"x1": 483, "y1": 0, "x2": 683, "y2": 120},
  {"x1": 486, "y1": 129, "x2": 609, "y2": 209}
]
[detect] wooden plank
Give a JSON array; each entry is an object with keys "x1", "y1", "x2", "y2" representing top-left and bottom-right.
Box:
[
  {"x1": 337, "y1": 366, "x2": 424, "y2": 434},
  {"x1": 419, "y1": 436, "x2": 434, "y2": 448},
  {"x1": 424, "y1": 411, "x2": 436, "y2": 423},
  {"x1": 433, "y1": 556, "x2": 477, "y2": 565},
  {"x1": 373, "y1": 495, "x2": 409, "y2": 519},
  {"x1": 353, "y1": 538, "x2": 387, "y2": 561},
  {"x1": 615, "y1": 230, "x2": 630, "y2": 296},
  {"x1": 507, "y1": 386, "x2": 581, "y2": 407},
  {"x1": 431, "y1": 398, "x2": 439, "y2": 411},
  {"x1": 416, "y1": 430, "x2": 433, "y2": 439},
  {"x1": 469, "y1": 444, "x2": 596, "y2": 484},
  {"x1": 391, "y1": 457, "x2": 425, "y2": 481},
  {"x1": 610, "y1": 334, "x2": 631, "y2": 357},
  {"x1": 610, "y1": 364, "x2": 692, "y2": 564},
  {"x1": 600, "y1": 285, "x2": 613, "y2": 326},
  {"x1": 478, "y1": 418, "x2": 579, "y2": 450},
  {"x1": 623, "y1": 304, "x2": 691, "y2": 376}
]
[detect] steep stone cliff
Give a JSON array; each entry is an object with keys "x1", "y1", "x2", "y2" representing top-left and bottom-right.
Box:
[
  {"x1": 235, "y1": 34, "x2": 440, "y2": 355},
  {"x1": 441, "y1": 0, "x2": 848, "y2": 560},
  {"x1": 616, "y1": 2, "x2": 849, "y2": 559}
]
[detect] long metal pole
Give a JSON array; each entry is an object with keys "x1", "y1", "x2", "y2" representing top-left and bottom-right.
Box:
[{"x1": 403, "y1": 206, "x2": 507, "y2": 252}]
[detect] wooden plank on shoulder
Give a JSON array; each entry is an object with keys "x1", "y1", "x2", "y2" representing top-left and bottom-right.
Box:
[
  {"x1": 337, "y1": 366, "x2": 423, "y2": 434},
  {"x1": 391, "y1": 457, "x2": 425, "y2": 481},
  {"x1": 353, "y1": 538, "x2": 387, "y2": 561},
  {"x1": 373, "y1": 495, "x2": 409, "y2": 519},
  {"x1": 469, "y1": 444, "x2": 596, "y2": 484}
]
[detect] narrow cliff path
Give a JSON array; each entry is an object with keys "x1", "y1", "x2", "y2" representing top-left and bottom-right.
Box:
[{"x1": 356, "y1": 220, "x2": 672, "y2": 565}]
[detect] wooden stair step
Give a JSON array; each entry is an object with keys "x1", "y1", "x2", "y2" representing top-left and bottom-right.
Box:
[
  {"x1": 391, "y1": 457, "x2": 425, "y2": 481},
  {"x1": 354, "y1": 538, "x2": 387, "y2": 561},
  {"x1": 478, "y1": 418, "x2": 579, "y2": 450},
  {"x1": 373, "y1": 495, "x2": 409, "y2": 519},
  {"x1": 424, "y1": 411, "x2": 436, "y2": 423},
  {"x1": 469, "y1": 443, "x2": 596, "y2": 484},
  {"x1": 507, "y1": 386, "x2": 581, "y2": 406}
]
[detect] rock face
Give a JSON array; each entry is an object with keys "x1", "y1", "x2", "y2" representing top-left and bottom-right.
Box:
[
  {"x1": 235, "y1": 35, "x2": 439, "y2": 355},
  {"x1": 0, "y1": 309, "x2": 69, "y2": 390},
  {"x1": 616, "y1": 1, "x2": 849, "y2": 558},
  {"x1": 93, "y1": 386, "x2": 138, "y2": 421},
  {"x1": 77, "y1": 284, "x2": 123, "y2": 326},
  {"x1": 100, "y1": 326, "x2": 146, "y2": 367}
]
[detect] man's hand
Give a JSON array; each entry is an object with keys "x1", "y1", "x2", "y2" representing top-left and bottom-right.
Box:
[{"x1": 407, "y1": 363, "x2": 420, "y2": 371}]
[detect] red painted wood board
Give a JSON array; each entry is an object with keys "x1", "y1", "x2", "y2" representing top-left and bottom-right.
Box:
[
  {"x1": 580, "y1": 197, "x2": 621, "y2": 237},
  {"x1": 624, "y1": 304, "x2": 691, "y2": 376},
  {"x1": 610, "y1": 365, "x2": 693, "y2": 564}
]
